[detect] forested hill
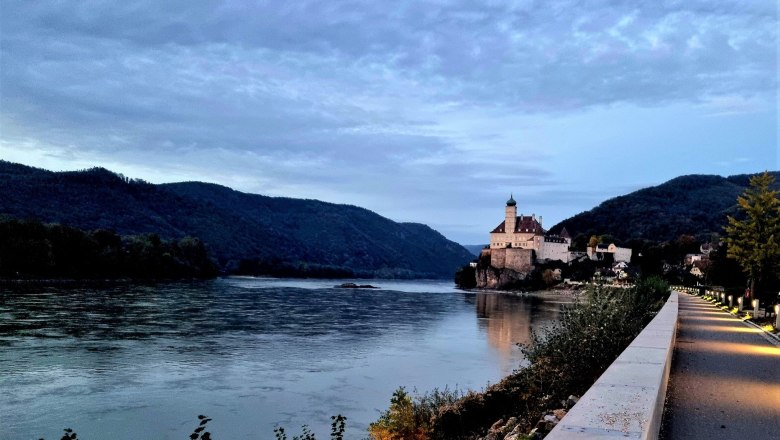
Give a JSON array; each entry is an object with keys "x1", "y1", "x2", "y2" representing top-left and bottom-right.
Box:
[
  {"x1": 549, "y1": 172, "x2": 780, "y2": 244},
  {"x1": 0, "y1": 161, "x2": 474, "y2": 278}
]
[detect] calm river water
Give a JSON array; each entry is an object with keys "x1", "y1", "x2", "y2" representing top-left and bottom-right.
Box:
[{"x1": 1, "y1": 277, "x2": 572, "y2": 440}]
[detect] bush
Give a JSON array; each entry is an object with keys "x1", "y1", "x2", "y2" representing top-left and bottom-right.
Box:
[
  {"x1": 420, "y1": 277, "x2": 670, "y2": 439},
  {"x1": 369, "y1": 387, "x2": 464, "y2": 440},
  {"x1": 454, "y1": 265, "x2": 477, "y2": 288}
]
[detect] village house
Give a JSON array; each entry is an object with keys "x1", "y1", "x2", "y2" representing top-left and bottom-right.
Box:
[
  {"x1": 587, "y1": 242, "x2": 632, "y2": 263},
  {"x1": 684, "y1": 253, "x2": 703, "y2": 265}
]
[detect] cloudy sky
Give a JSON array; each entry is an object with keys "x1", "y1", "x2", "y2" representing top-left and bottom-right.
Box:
[{"x1": 1, "y1": 1, "x2": 777, "y2": 244}]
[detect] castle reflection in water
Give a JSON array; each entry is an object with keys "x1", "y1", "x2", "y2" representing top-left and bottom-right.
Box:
[{"x1": 474, "y1": 292, "x2": 572, "y2": 373}]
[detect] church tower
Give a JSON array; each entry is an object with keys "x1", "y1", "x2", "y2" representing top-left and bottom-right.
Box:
[{"x1": 505, "y1": 194, "x2": 517, "y2": 235}]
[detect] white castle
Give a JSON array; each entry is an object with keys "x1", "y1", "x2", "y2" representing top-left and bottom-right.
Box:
[
  {"x1": 484, "y1": 195, "x2": 631, "y2": 270},
  {"x1": 488, "y1": 194, "x2": 573, "y2": 263}
]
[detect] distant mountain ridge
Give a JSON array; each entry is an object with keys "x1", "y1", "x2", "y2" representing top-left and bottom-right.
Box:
[
  {"x1": 0, "y1": 161, "x2": 474, "y2": 278},
  {"x1": 549, "y1": 171, "x2": 780, "y2": 244},
  {"x1": 462, "y1": 244, "x2": 486, "y2": 256}
]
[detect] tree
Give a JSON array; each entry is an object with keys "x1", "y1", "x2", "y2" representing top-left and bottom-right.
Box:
[{"x1": 724, "y1": 171, "x2": 780, "y2": 300}]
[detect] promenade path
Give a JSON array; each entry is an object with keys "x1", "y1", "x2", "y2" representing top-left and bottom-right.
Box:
[{"x1": 660, "y1": 292, "x2": 780, "y2": 439}]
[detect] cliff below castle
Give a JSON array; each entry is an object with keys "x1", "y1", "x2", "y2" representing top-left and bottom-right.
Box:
[{"x1": 473, "y1": 248, "x2": 541, "y2": 290}]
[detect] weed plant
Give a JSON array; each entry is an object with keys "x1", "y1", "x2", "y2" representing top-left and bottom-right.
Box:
[
  {"x1": 368, "y1": 387, "x2": 464, "y2": 440},
  {"x1": 371, "y1": 277, "x2": 670, "y2": 440},
  {"x1": 40, "y1": 414, "x2": 348, "y2": 440}
]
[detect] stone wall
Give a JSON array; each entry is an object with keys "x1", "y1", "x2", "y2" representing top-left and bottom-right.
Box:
[
  {"x1": 505, "y1": 248, "x2": 534, "y2": 272},
  {"x1": 489, "y1": 248, "x2": 534, "y2": 272},
  {"x1": 477, "y1": 248, "x2": 536, "y2": 289},
  {"x1": 490, "y1": 248, "x2": 506, "y2": 268}
]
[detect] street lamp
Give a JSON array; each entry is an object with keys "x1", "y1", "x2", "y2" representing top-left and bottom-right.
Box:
[
  {"x1": 753, "y1": 299, "x2": 759, "y2": 318},
  {"x1": 775, "y1": 305, "x2": 779, "y2": 329},
  {"x1": 737, "y1": 297, "x2": 743, "y2": 312},
  {"x1": 775, "y1": 305, "x2": 780, "y2": 329}
]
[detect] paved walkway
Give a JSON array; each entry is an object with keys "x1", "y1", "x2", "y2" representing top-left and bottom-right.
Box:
[{"x1": 660, "y1": 293, "x2": 780, "y2": 439}]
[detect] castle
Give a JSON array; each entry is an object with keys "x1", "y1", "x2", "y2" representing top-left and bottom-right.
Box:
[
  {"x1": 481, "y1": 195, "x2": 631, "y2": 274},
  {"x1": 482, "y1": 194, "x2": 573, "y2": 272}
]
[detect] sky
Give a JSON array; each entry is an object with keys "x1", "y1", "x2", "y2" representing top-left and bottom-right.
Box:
[{"x1": 1, "y1": 1, "x2": 777, "y2": 245}]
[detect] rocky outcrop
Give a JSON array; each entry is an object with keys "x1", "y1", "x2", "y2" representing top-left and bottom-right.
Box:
[
  {"x1": 335, "y1": 283, "x2": 378, "y2": 289},
  {"x1": 473, "y1": 248, "x2": 539, "y2": 290},
  {"x1": 476, "y1": 265, "x2": 532, "y2": 289}
]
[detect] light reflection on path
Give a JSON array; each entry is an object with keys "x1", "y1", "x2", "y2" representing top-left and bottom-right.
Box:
[{"x1": 661, "y1": 293, "x2": 780, "y2": 439}]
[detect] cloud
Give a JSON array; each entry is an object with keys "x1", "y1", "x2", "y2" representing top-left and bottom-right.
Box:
[{"x1": 0, "y1": 0, "x2": 776, "y2": 243}]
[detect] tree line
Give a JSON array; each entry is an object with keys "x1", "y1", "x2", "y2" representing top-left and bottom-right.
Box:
[{"x1": 0, "y1": 217, "x2": 219, "y2": 280}]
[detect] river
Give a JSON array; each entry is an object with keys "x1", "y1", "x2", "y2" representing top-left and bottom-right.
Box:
[{"x1": 0, "y1": 277, "x2": 573, "y2": 439}]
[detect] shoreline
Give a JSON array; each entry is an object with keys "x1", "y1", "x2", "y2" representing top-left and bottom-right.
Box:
[{"x1": 464, "y1": 284, "x2": 587, "y2": 298}]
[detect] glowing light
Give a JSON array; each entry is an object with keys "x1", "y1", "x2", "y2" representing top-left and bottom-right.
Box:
[
  {"x1": 689, "y1": 316, "x2": 742, "y2": 322},
  {"x1": 696, "y1": 325, "x2": 761, "y2": 334},
  {"x1": 680, "y1": 340, "x2": 780, "y2": 357}
]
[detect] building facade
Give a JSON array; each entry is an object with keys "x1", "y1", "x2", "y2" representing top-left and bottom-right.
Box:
[
  {"x1": 586, "y1": 243, "x2": 632, "y2": 263},
  {"x1": 488, "y1": 195, "x2": 572, "y2": 264}
]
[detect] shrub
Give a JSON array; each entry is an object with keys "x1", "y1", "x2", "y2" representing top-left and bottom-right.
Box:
[
  {"x1": 369, "y1": 387, "x2": 464, "y2": 440},
  {"x1": 425, "y1": 277, "x2": 670, "y2": 439}
]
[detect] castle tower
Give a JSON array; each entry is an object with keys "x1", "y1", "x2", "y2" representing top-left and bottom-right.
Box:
[{"x1": 505, "y1": 194, "x2": 517, "y2": 234}]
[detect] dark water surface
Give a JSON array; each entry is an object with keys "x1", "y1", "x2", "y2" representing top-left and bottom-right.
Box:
[{"x1": 0, "y1": 277, "x2": 571, "y2": 439}]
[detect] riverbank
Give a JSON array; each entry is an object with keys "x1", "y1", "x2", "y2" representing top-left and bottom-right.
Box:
[
  {"x1": 464, "y1": 283, "x2": 587, "y2": 301},
  {"x1": 369, "y1": 277, "x2": 670, "y2": 440}
]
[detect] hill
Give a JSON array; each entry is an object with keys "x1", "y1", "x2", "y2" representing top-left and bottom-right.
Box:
[
  {"x1": 0, "y1": 161, "x2": 473, "y2": 278},
  {"x1": 548, "y1": 172, "x2": 780, "y2": 244},
  {"x1": 462, "y1": 244, "x2": 486, "y2": 256}
]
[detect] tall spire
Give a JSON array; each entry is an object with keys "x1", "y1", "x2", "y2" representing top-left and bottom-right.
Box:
[{"x1": 506, "y1": 193, "x2": 517, "y2": 207}]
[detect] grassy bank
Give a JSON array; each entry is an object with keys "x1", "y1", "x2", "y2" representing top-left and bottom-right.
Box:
[{"x1": 370, "y1": 277, "x2": 670, "y2": 440}]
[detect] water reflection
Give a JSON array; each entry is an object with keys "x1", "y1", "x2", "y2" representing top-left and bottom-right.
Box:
[
  {"x1": 0, "y1": 278, "x2": 569, "y2": 440},
  {"x1": 475, "y1": 293, "x2": 566, "y2": 372}
]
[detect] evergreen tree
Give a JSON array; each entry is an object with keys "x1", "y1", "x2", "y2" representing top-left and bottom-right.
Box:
[{"x1": 724, "y1": 171, "x2": 780, "y2": 300}]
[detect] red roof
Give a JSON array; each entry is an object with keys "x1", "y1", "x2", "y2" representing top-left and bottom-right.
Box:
[{"x1": 491, "y1": 216, "x2": 545, "y2": 234}]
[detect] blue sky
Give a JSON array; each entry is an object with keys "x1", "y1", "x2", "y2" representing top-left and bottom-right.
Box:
[{"x1": 1, "y1": 1, "x2": 777, "y2": 244}]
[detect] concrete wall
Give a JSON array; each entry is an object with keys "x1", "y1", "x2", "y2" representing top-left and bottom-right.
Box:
[{"x1": 546, "y1": 291, "x2": 679, "y2": 440}]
